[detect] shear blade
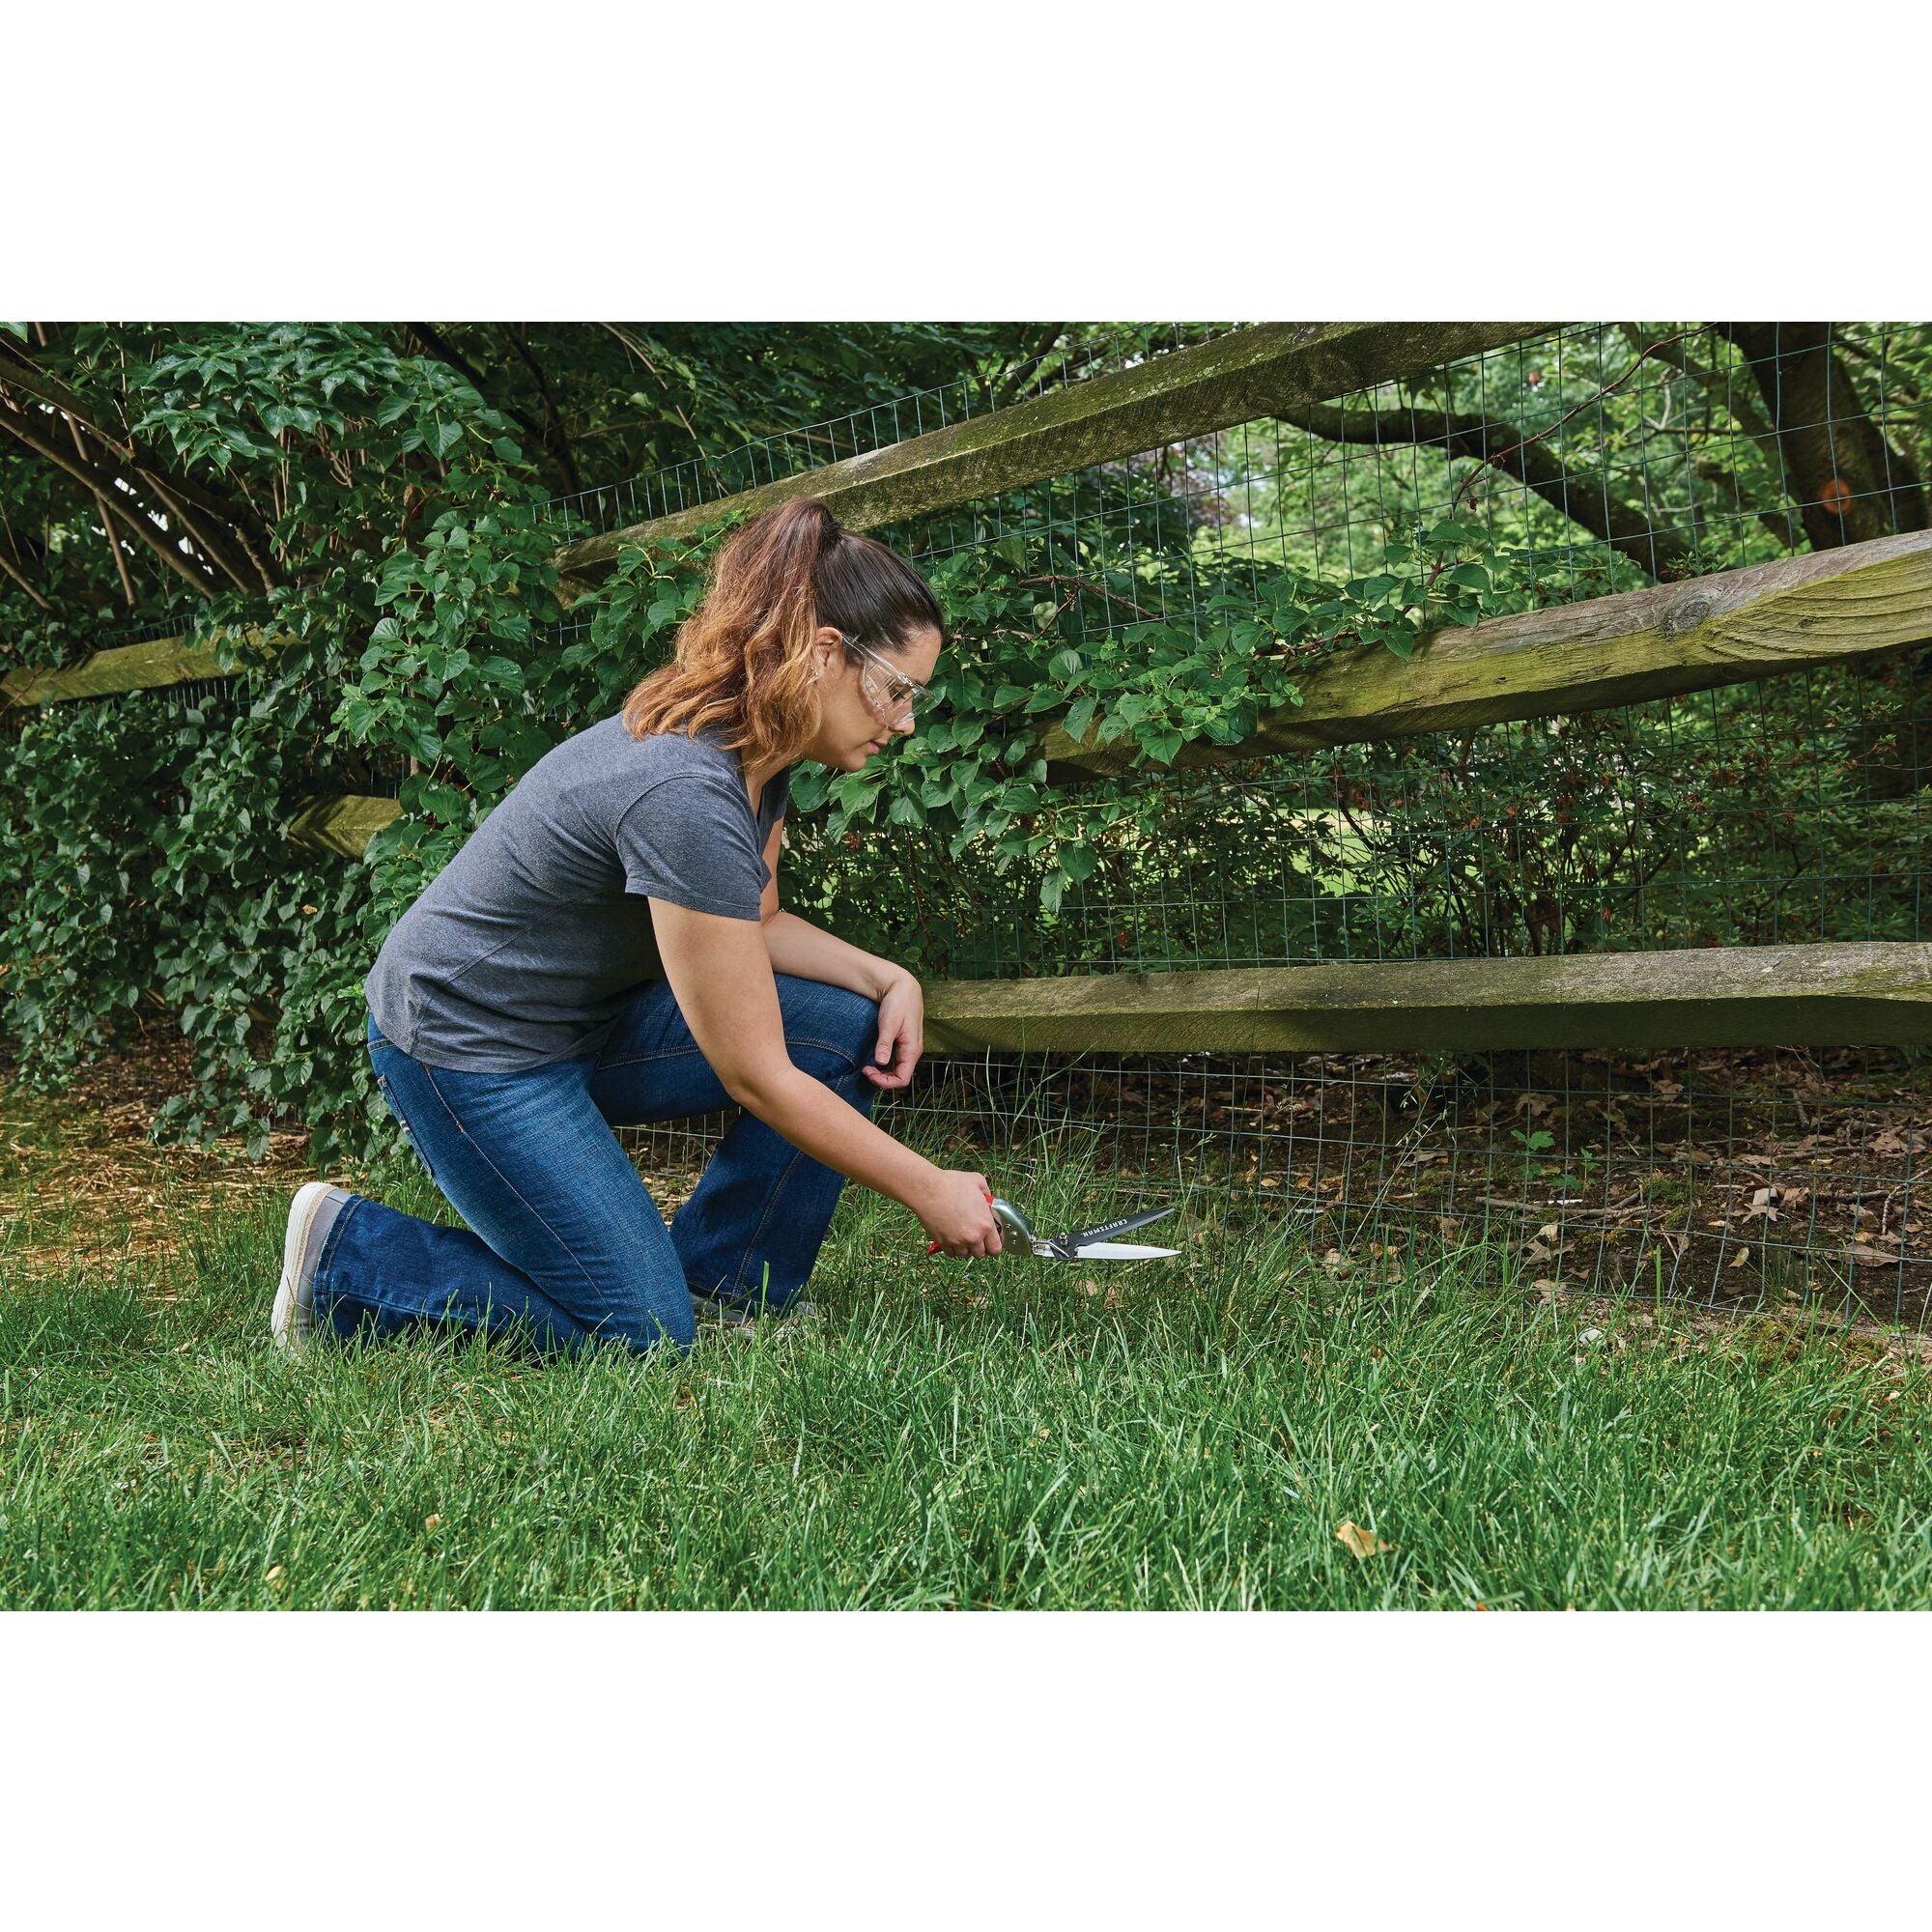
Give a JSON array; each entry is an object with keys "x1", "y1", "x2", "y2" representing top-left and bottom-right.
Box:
[
  {"x1": 1064, "y1": 1203, "x2": 1178, "y2": 1248},
  {"x1": 1065, "y1": 1241, "x2": 1179, "y2": 1261}
]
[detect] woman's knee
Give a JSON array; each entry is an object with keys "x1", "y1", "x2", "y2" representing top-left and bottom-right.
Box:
[
  {"x1": 779, "y1": 977, "x2": 882, "y2": 1067},
  {"x1": 598, "y1": 1288, "x2": 696, "y2": 1357},
  {"x1": 829, "y1": 984, "x2": 885, "y2": 1063},
  {"x1": 506, "y1": 1218, "x2": 697, "y2": 1358}
]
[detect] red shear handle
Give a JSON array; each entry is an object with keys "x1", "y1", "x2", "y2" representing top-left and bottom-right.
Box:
[{"x1": 926, "y1": 1189, "x2": 996, "y2": 1257}]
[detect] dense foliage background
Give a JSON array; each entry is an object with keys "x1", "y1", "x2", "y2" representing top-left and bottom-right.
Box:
[{"x1": 3, "y1": 321, "x2": 1927, "y2": 1162}]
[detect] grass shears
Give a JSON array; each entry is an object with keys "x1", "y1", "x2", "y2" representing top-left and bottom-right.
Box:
[{"x1": 927, "y1": 1193, "x2": 1179, "y2": 1261}]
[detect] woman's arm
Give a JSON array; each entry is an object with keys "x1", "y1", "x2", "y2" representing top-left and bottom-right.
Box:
[
  {"x1": 760, "y1": 907, "x2": 900, "y2": 1000},
  {"x1": 648, "y1": 896, "x2": 998, "y2": 1256},
  {"x1": 757, "y1": 816, "x2": 923, "y2": 1088}
]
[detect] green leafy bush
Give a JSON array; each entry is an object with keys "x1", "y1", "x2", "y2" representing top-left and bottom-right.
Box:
[{"x1": 4, "y1": 322, "x2": 1921, "y2": 1161}]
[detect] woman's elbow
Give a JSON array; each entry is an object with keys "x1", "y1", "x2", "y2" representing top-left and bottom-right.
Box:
[{"x1": 724, "y1": 1059, "x2": 793, "y2": 1114}]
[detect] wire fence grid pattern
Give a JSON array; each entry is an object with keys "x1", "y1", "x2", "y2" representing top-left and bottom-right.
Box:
[
  {"x1": 601, "y1": 322, "x2": 1932, "y2": 1324},
  {"x1": 618, "y1": 1043, "x2": 1928, "y2": 1330},
  {"x1": 835, "y1": 665, "x2": 1928, "y2": 984},
  {"x1": 14, "y1": 324, "x2": 1929, "y2": 1322},
  {"x1": 532, "y1": 325, "x2": 1235, "y2": 547}
]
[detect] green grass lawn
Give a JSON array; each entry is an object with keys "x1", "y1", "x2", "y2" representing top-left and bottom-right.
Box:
[{"x1": 4, "y1": 1090, "x2": 1931, "y2": 1609}]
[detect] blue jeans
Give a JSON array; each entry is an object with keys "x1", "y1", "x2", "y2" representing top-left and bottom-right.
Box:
[{"x1": 313, "y1": 974, "x2": 882, "y2": 1356}]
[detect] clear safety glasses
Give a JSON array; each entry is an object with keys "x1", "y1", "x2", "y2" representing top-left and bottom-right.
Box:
[{"x1": 842, "y1": 634, "x2": 929, "y2": 727}]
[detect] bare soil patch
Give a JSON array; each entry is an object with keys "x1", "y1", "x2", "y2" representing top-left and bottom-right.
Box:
[{"x1": 0, "y1": 1029, "x2": 310, "y2": 1286}]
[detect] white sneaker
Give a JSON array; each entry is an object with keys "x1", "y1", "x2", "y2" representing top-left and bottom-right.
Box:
[
  {"x1": 690, "y1": 1289, "x2": 819, "y2": 1331},
  {"x1": 273, "y1": 1182, "x2": 352, "y2": 1354}
]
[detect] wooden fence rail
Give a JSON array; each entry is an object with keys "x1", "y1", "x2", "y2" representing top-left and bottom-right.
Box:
[
  {"x1": 1, "y1": 632, "x2": 232, "y2": 706},
  {"x1": 10, "y1": 325, "x2": 1554, "y2": 710},
  {"x1": 28, "y1": 526, "x2": 1928, "y2": 867},
  {"x1": 286, "y1": 793, "x2": 402, "y2": 858},
  {"x1": 551, "y1": 322, "x2": 1557, "y2": 595},
  {"x1": 18, "y1": 520, "x2": 1932, "y2": 895},
  {"x1": 16, "y1": 525, "x2": 1932, "y2": 800},
  {"x1": 921, "y1": 943, "x2": 1932, "y2": 1055},
  {"x1": 1043, "y1": 529, "x2": 1932, "y2": 781}
]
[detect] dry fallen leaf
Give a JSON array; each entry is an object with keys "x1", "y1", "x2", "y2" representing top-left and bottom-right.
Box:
[
  {"x1": 1336, "y1": 1520, "x2": 1390, "y2": 1559},
  {"x1": 1728, "y1": 1246, "x2": 1752, "y2": 1268},
  {"x1": 424, "y1": 1514, "x2": 441, "y2": 1533}
]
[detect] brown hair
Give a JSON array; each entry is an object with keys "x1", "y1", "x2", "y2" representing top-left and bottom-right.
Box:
[{"x1": 622, "y1": 497, "x2": 946, "y2": 764}]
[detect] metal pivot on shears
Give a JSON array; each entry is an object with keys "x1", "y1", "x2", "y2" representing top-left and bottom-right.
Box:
[{"x1": 926, "y1": 1193, "x2": 1180, "y2": 1262}]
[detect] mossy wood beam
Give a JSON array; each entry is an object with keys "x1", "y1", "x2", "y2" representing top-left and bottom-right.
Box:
[
  {"x1": 552, "y1": 323, "x2": 1558, "y2": 596},
  {"x1": 1040, "y1": 528, "x2": 1932, "y2": 782},
  {"x1": 286, "y1": 794, "x2": 402, "y2": 859},
  {"x1": 0, "y1": 633, "x2": 237, "y2": 705},
  {"x1": 921, "y1": 943, "x2": 1932, "y2": 1055}
]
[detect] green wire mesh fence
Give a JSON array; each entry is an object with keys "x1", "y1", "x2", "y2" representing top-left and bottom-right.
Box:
[
  {"x1": 14, "y1": 324, "x2": 1925, "y2": 1327},
  {"x1": 604, "y1": 322, "x2": 1932, "y2": 1330},
  {"x1": 530, "y1": 324, "x2": 1236, "y2": 551}
]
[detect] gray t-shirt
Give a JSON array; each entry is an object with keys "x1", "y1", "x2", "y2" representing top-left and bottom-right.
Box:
[{"x1": 367, "y1": 715, "x2": 791, "y2": 1071}]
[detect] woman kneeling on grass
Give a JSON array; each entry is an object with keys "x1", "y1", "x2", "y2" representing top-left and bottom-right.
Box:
[{"x1": 271, "y1": 497, "x2": 1004, "y2": 1356}]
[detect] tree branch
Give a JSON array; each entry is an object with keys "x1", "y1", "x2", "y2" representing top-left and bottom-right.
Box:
[
  {"x1": 0, "y1": 339, "x2": 280, "y2": 581},
  {"x1": 0, "y1": 400, "x2": 219, "y2": 597},
  {"x1": 504, "y1": 327, "x2": 582, "y2": 493},
  {"x1": 1618, "y1": 323, "x2": 1780, "y2": 461},
  {"x1": 1273, "y1": 399, "x2": 1698, "y2": 582},
  {"x1": 0, "y1": 546, "x2": 53, "y2": 611},
  {"x1": 138, "y1": 470, "x2": 270, "y2": 596},
  {"x1": 400, "y1": 322, "x2": 496, "y2": 405},
  {"x1": 405, "y1": 322, "x2": 580, "y2": 493},
  {"x1": 61, "y1": 404, "x2": 136, "y2": 606},
  {"x1": 990, "y1": 324, "x2": 1069, "y2": 410},
  {"x1": 595, "y1": 323, "x2": 667, "y2": 381},
  {"x1": 1, "y1": 335, "x2": 137, "y2": 458},
  {"x1": 1717, "y1": 323, "x2": 1928, "y2": 550},
  {"x1": 1015, "y1": 573, "x2": 1159, "y2": 622},
  {"x1": 26, "y1": 324, "x2": 132, "y2": 605},
  {"x1": 1616, "y1": 323, "x2": 1798, "y2": 549}
]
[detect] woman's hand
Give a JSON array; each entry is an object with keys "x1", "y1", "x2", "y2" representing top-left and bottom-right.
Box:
[
  {"x1": 864, "y1": 967, "x2": 924, "y2": 1089},
  {"x1": 918, "y1": 1169, "x2": 1004, "y2": 1258}
]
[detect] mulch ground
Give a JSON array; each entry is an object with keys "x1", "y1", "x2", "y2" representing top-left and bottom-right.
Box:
[
  {"x1": 0, "y1": 1028, "x2": 311, "y2": 1288},
  {"x1": 0, "y1": 1026, "x2": 717, "y2": 1287}
]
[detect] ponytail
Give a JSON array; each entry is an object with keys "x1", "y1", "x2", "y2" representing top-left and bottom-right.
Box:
[{"x1": 622, "y1": 496, "x2": 944, "y2": 764}]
